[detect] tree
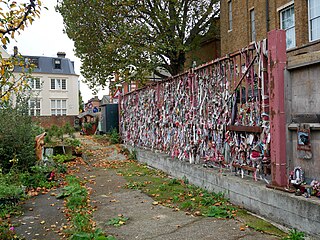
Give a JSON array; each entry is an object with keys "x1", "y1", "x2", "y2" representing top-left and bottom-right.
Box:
[
  {"x1": 0, "y1": 105, "x2": 42, "y2": 172},
  {"x1": 57, "y1": 0, "x2": 220, "y2": 90},
  {"x1": 79, "y1": 90, "x2": 84, "y2": 112},
  {"x1": 0, "y1": 0, "x2": 43, "y2": 104}
]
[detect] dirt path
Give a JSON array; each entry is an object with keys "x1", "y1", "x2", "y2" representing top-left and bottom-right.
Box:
[{"x1": 13, "y1": 136, "x2": 280, "y2": 240}]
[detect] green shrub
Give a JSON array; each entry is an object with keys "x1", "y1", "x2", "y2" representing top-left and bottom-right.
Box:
[
  {"x1": 64, "y1": 122, "x2": 75, "y2": 137},
  {"x1": 53, "y1": 154, "x2": 75, "y2": 163},
  {"x1": 108, "y1": 128, "x2": 121, "y2": 144},
  {"x1": 46, "y1": 123, "x2": 76, "y2": 145},
  {"x1": 0, "y1": 183, "x2": 24, "y2": 202},
  {"x1": 66, "y1": 138, "x2": 81, "y2": 148},
  {"x1": 0, "y1": 221, "x2": 21, "y2": 240},
  {"x1": 0, "y1": 107, "x2": 40, "y2": 172},
  {"x1": 19, "y1": 165, "x2": 56, "y2": 189}
]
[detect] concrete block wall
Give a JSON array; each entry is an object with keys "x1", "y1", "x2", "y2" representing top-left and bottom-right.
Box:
[{"x1": 127, "y1": 145, "x2": 320, "y2": 237}]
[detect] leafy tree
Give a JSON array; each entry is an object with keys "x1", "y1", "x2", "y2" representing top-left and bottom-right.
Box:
[
  {"x1": 0, "y1": 0, "x2": 43, "y2": 104},
  {"x1": 0, "y1": 104, "x2": 42, "y2": 172},
  {"x1": 57, "y1": 0, "x2": 220, "y2": 91},
  {"x1": 79, "y1": 90, "x2": 84, "y2": 112}
]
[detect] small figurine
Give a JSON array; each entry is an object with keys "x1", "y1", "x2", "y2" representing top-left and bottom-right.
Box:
[{"x1": 35, "y1": 132, "x2": 46, "y2": 161}]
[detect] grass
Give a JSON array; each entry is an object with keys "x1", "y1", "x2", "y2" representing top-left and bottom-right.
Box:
[
  {"x1": 62, "y1": 175, "x2": 116, "y2": 240},
  {"x1": 236, "y1": 210, "x2": 287, "y2": 238},
  {"x1": 282, "y1": 229, "x2": 305, "y2": 240},
  {"x1": 107, "y1": 216, "x2": 129, "y2": 227},
  {"x1": 117, "y1": 161, "x2": 236, "y2": 217},
  {"x1": 104, "y1": 160, "x2": 288, "y2": 237}
]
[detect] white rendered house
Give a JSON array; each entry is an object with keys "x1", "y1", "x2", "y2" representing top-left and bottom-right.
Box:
[{"x1": 14, "y1": 52, "x2": 79, "y2": 117}]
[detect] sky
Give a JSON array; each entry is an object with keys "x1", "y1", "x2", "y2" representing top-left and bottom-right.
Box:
[{"x1": 7, "y1": 1, "x2": 108, "y2": 103}]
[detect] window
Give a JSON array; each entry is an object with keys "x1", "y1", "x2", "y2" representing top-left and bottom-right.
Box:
[
  {"x1": 54, "y1": 59, "x2": 61, "y2": 69},
  {"x1": 25, "y1": 57, "x2": 39, "y2": 68},
  {"x1": 309, "y1": 0, "x2": 320, "y2": 41},
  {"x1": 280, "y1": 5, "x2": 295, "y2": 49},
  {"x1": 29, "y1": 99, "x2": 41, "y2": 116},
  {"x1": 29, "y1": 78, "x2": 41, "y2": 90},
  {"x1": 51, "y1": 99, "x2": 67, "y2": 116},
  {"x1": 250, "y1": 9, "x2": 256, "y2": 42},
  {"x1": 51, "y1": 78, "x2": 66, "y2": 90},
  {"x1": 228, "y1": 1, "x2": 232, "y2": 31}
]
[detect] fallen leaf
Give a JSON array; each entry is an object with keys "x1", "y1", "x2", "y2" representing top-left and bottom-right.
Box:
[
  {"x1": 194, "y1": 211, "x2": 202, "y2": 216},
  {"x1": 40, "y1": 221, "x2": 45, "y2": 224},
  {"x1": 152, "y1": 201, "x2": 159, "y2": 205}
]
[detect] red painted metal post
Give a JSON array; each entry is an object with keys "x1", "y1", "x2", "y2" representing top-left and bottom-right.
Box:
[
  {"x1": 118, "y1": 93, "x2": 122, "y2": 134},
  {"x1": 268, "y1": 30, "x2": 287, "y2": 187}
]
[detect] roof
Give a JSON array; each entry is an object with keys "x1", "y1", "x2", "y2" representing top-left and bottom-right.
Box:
[
  {"x1": 78, "y1": 111, "x2": 100, "y2": 119},
  {"x1": 0, "y1": 46, "x2": 10, "y2": 59},
  {"x1": 13, "y1": 55, "x2": 78, "y2": 75}
]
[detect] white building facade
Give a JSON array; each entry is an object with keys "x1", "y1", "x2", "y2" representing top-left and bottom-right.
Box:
[{"x1": 14, "y1": 52, "x2": 79, "y2": 117}]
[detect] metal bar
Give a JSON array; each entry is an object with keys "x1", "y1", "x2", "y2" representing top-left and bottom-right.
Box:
[{"x1": 268, "y1": 30, "x2": 287, "y2": 187}]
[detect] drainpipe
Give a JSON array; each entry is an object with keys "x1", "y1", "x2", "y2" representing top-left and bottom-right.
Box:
[
  {"x1": 266, "y1": 0, "x2": 269, "y2": 32},
  {"x1": 246, "y1": 0, "x2": 249, "y2": 43}
]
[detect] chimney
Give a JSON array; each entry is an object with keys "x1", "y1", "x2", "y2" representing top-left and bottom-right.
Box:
[
  {"x1": 13, "y1": 46, "x2": 18, "y2": 56},
  {"x1": 57, "y1": 52, "x2": 66, "y2": 58}
]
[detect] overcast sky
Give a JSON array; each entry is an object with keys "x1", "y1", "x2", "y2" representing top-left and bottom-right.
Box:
[{"x1": 7, "y1": 1, "x2": 107, "y2": 103}]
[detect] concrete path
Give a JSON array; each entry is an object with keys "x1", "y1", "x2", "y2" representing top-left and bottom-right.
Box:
[
  {"x1": 12, "y1": 136, "x2": 280, "y2": 240},
  {"x1": 82, "y1": 137, "x2": 279, "y2": 240}
]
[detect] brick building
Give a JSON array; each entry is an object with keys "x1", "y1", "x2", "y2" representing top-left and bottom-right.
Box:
[
  {"x1": 185, "y1": 19, "x2": 221, "y2": 69},
  {"x1": 221, "y1": 0, "x2": 320, "y2": 180},
  {"x1": 221, "y1": 0, "x2": 320, "y2": 57}
]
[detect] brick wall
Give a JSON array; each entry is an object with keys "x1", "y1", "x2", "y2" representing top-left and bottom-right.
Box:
[
  {"x1": 221, "y1": 0, "x2": 320, "y2": 56},
  {"x1": 185, "y1": 37, "x2": 221, "y2": 69},
  {"x1": 32, "y1": 115, "x2": 77, "y2": 129}
]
